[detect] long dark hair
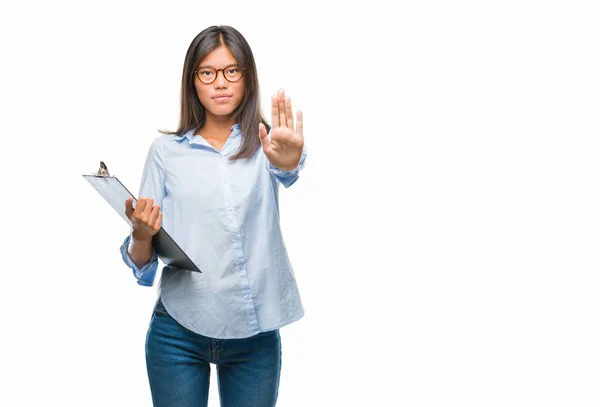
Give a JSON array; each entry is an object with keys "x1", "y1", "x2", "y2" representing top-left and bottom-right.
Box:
[{"x1": 159, "y1": 25, "x2": 270, "y2": 160}]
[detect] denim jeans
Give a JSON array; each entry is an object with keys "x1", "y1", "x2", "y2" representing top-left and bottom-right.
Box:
[{"x1": 145, "y1": 297, "x2": 282, "y2": 407}]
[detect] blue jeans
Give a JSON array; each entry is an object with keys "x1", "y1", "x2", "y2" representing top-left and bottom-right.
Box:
[{"x1": 145, "y1": 298, "x2": 282, "y2": 407}]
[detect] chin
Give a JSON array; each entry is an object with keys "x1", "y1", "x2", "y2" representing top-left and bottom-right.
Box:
[{"x1": 209, "y1": 108, "x2": 236, "y2": 117}]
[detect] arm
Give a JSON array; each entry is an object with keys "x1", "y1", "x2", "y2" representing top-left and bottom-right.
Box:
[
  {"x1": 128, "y1": 228, "x2": 154, "y2": 268},
  {"x1": 119, "y1": 137, "x2": 167, "y2": 286},
  {"x1": 119, "y1": 234, "x2": 159, "y2": 287}
]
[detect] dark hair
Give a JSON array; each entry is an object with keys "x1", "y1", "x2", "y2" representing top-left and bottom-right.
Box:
[{"x1": 159, "y1": 25, "x2": 270, "y2": 160}]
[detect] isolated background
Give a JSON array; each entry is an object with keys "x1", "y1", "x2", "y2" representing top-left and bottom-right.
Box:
[{"x1": 1, "y1": 1, "x2": 599, "y2": 406}]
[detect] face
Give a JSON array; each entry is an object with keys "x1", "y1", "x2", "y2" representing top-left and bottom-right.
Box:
[{"x1": 194, "y1": 45, "x2": 245, "y2": 121}]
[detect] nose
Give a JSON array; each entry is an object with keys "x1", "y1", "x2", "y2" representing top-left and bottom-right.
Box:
[{"x1": 214, "y1": 69, "x2": 228, "y2": 88}]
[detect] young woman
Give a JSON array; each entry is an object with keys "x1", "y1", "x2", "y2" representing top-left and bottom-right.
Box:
[{"x1": 120, "y1": 25, "x2": 306, "y2": 406}]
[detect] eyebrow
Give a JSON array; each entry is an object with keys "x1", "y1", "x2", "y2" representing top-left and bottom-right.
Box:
[{"x1": 197, "y1": 63, "x2": 239, "y2": 69}]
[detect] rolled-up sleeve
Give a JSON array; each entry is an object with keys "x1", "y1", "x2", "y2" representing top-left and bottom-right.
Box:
[
  {"x1": 120, "y1": 234, "x2": 159, "y2": 286},
  {"x1": 266, "y1": 142, "x2": 307, "y2": 188},
  {"x1": 119, "y1": 136, "x2": 167, "y2": 286}
]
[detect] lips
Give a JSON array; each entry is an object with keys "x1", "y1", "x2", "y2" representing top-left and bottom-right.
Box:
[{"x1": 212, "y1": 94, "x2": 232, "y2": 104}]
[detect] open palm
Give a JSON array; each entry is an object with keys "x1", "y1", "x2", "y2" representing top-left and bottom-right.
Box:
[{"x1": 259, "y1": 89, "x2": 304, "y2": 171}]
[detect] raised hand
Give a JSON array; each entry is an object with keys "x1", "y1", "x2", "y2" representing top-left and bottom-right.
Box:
[{"x1": 258, "y1": 89, "x2": 304, "y2": 171}]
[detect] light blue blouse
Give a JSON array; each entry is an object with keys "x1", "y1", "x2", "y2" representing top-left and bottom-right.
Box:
[{"x1": 119, "y1": 124, "x2": 306, "y2": 339}]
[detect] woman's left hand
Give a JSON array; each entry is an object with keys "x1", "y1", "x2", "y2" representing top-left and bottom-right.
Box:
[{"x1": 259, "y1": 89, "x2": 304, "y2": 171}]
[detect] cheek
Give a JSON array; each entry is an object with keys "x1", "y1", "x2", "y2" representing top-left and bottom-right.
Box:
[
  {"x1": 194, "y1": 84, "x2": 210, "y2": 104},
  {"x1": 233, "y1": 83, "x2": 245, "y2": 104}
]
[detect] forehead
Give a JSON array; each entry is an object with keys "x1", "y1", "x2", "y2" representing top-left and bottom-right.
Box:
[{"x1": 198, "y1": 45, "x2": 238, "y2": 68}]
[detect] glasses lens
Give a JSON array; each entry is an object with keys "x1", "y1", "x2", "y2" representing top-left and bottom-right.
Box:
[
  {"x1": 197, "y1": 68, "x2": 216, "y2": 84},
  {"x1": 224, "y1": 65, "x2": 243, "y2": 82}
]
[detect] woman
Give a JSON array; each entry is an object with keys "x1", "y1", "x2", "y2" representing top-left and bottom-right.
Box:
[{"x1": 120, "y1": 25, "x2": 306, "y2": 406}]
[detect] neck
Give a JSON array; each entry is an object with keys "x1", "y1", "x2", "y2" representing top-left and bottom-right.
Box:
[{"x1": 199, "y1": 113, "x2": 237, "y2": 138}]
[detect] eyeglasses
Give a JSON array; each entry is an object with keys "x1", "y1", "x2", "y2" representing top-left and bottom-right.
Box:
[{"x1": 193, "y1": 64, "x2": 245, "y2": 84}]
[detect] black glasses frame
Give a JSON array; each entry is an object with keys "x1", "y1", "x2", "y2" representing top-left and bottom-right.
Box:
[{"x1": 193, "y1": 64, "x2": 245, "y2": 84}]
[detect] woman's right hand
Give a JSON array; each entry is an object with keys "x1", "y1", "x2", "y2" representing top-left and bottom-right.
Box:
[{"x1": 124, "y1": 196, "x2": 163, "y2": 241}]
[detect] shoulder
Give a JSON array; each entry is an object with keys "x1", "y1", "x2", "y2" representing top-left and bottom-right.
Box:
[
  {"x1": 148, "y1": 133, "x2": 182, "y2": 151},
  {"x1": 142, "y1": 135, "x2": 171, "y2": 165}
]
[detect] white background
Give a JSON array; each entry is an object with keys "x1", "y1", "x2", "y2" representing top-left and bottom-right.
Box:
[{"x1": 1, "y1": 0, "x2": 599, "y2": 406}]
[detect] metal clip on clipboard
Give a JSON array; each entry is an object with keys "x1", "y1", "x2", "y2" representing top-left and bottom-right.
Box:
[{"x1": 82, "y1": 161, "x2": 201, "y2": 273}]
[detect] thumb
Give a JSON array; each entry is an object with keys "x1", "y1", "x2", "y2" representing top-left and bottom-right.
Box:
[
  {"x1": 258, "y1": 123, "x2": 269, "y2": 151},
  {"x1": 125, "y1": 196, "x2": 134, "y2": 220}
]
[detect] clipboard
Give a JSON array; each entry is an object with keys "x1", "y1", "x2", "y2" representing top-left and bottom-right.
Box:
[{"x1": 82, "y1": 171, "x2": 201, "y2": 273}]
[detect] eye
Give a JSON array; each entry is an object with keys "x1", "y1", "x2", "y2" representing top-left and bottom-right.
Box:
[
  {"x1": 199, "y1": 69, "x2": 214, "y2": 76},
  {"x1": 227, "y1": 68, "x2": 239, "y2": 74}
]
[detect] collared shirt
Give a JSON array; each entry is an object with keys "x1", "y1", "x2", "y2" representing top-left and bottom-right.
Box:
[{"x1": 119, "y1": 124, "x2": 306, "y2": 339}]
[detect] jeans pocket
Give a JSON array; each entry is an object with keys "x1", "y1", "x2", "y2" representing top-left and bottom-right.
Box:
[{"x1": 153, "y1": 297, "x2": 170, "y2": 317}]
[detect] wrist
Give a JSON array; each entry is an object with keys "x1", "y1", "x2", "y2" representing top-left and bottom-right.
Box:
[{"x1": 132, "y1": 230, "x2": 153, "y2": 243}]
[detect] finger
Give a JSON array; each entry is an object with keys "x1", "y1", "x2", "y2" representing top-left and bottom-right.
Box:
[
  {"x1": 278, "y1": 89, "x2": 286, "y2": 127},
  {"x1": 153, "y1": 212, "x2": 163, "y2": 232},
  {"x1": 125, "y1": 196, "x2": 134, "y2": 220},
  {"x1": 135, "y1": 198, "x2": 147, "y2": 217},
  {"x1": 258, "y1": 123, "x2": 270, "y2": 152},
  {"x1": 149, "y1": 204, "x2": 161, "y2": 227},
  {"x1": 285, "y1": 96, "x2": 294, "y2": 130},
  {"x1": 142, "y1": 197, "x2": 154, "y2": 216},
  {"x1": 296, "y1": 110, "x2": 303, "y2": 139},
  {"x1": 142, "y1": 198, "x2": 155, "y2": 223},
  {"x1": 271, "y1": 94, "x2": 279, "y2": 128}
]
